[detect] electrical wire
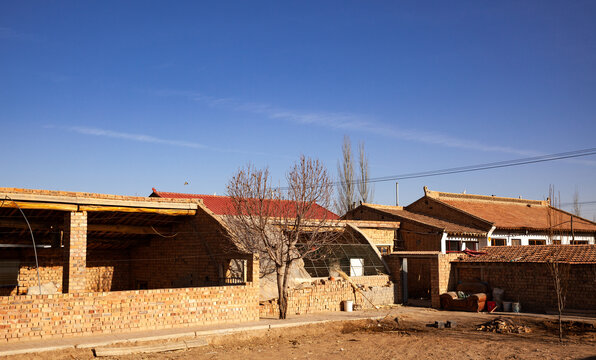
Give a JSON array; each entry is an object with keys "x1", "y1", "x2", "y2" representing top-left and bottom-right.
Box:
[
  {"x1": 279, "y1": 146, "x2": 596, "y2": 190},
  {"x1": 1, "y1": 196, "x2": 42, "y2": 294}
]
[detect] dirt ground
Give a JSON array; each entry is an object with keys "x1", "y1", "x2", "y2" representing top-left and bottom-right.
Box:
[{"x1": 5, "y1": 308, "x2": 596, "y2": 360}]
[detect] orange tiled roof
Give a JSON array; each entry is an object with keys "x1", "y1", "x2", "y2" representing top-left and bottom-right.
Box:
[
  {"x1": 151, "y1": 189, "x2": 339, "y2": 220},
  {"x1": 457, "y1": 245, "x2": 596, "y2": 264},
  {"x1": 426, "y1": 189, "x2": 596, "y2": 232},
  {"x1": 362, "y1": 203, "x2": 486, "y2": 236}
]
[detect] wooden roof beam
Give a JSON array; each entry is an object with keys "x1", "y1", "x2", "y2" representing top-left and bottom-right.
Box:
[
  {"x1": 78, "y1": 205, "x2": 195, "y2": 216},
  {"x1": 0, "y1": 218, "x2": 173, "y2": 235}
]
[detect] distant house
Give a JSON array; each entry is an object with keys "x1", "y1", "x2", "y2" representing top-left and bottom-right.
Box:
[
  {"x1": 414, "y1": 187, "x2": 596, "y2": 247},
  {"x1": 343, "y1": 187, "x2": 596, "y2": 253},
  {"x1": 343, "y1": 203, "x2": 489, "y2": 253}
]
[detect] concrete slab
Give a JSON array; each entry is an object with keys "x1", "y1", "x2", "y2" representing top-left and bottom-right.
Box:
[{"x1": 0, "y1": 344, "x2": 74, "y2": 357}]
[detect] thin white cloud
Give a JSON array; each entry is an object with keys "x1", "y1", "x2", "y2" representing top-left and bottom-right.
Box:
[
  {"x1": 71, "y1": 126, "x2": 207, "y2": 149},
  {"x1": 63, "y1": 126, "x2": 290, "y2": 159},
  {"x1": 149, "y1": 89, "x2": 596, "y2": 165},
  {"x1": 170, "y1": 92, "x2": 537, "y2": 156},
  {"x1": 0, "y1": 27, "x2": 32, "y2": 40}
]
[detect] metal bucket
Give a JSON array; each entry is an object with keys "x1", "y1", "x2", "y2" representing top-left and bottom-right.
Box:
[
  {"x1": 342, "y1": 300, "x2": 354, "y2": 312},
  {"x1": 502, "y1": 301, "x2": 512, "y2": 312}
]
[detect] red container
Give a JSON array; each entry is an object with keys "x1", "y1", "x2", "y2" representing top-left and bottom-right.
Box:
[{"x1": 487, "y1": 301, "x2": 497, "y2": 312}]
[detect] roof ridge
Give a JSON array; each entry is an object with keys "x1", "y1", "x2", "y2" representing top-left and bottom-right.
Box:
[
  {"x1": 424, "y1": 187, "x2": 547, "y2": 206},
  {"x1": 152, "y1": 188, "x2": 230, "y2": 198},
  {"x1": 362, "y1": 203, "x2": 486, "y2": 234},
  {"x1": 362, "y1": 203, "x2": 404, "y2": 210}
]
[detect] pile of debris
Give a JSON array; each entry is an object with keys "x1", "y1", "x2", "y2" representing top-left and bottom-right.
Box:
[
  {"x1": 343, "y1": 316, "x2": 406, "y2": 334},
  {"x1": 477, "y1": 317, "x2": 531, "y2": 334}
]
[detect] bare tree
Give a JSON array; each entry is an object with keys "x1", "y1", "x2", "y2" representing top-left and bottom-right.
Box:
[
  {"x1": 357, "y1": 141, "x2": 373, "y2": 204},
  {"x1": 546, "y1": 185, "x2": 569, "y2": 341},
  {"x1": 547, "y1": 259, "x2": 569, "y2": 341},
  {"x1": 337, "y1": 136, "x2": 355, "y2": 215},
  {"x1": 573, "y1": 187, "x2": 581, "y2": 217},
  {"x1": 225, "y1": 156, "x2": 339, "y2": 319}
]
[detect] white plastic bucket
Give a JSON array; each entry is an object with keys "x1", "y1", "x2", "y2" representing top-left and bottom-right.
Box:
[
  {"x1": 512, "y1": 302, "x2": 521, "y2": 313},
  {"x1": 343, "y1": 300, "x2": 354, "y2": 312},
  {"x1": 503, "y1": 301, "x2": 512, "y2": 312}
]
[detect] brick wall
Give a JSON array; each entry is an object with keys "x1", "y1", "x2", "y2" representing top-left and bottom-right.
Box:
[
  {"x1": 130, "y1": 205, "x2": 244, "y2": 289},
  {"x1": 86, "y1": 250, "x2": 132, "y2": 292},
  {"x1": 401, "y1": 222, "x2": 442, "y2": 251},
  {"x1": 259, "y1": 275, "x2": 394, "y2": 317},
  {"x1": 358, "y1": 228, "x2": 394, "y2": 246},
  {"x1": 407, "y1": 197, "x2": 491, "y2": 230},
  {"x1": 0, "y1": 282, "x2": 259, "y2": 343},
  {"x1": 454, "y1": 262, "x2": 596, "y2": 313},
  {"x1": 383, "y1": 255, "x2": 403, "y2": 303}
]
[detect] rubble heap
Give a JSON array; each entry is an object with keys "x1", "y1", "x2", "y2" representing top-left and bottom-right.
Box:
[{"x1": 477, "y1": 317, "x2": 531, "y2": 334}]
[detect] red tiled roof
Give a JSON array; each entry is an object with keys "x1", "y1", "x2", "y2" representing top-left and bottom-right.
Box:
[
  {"x1": 426, "y1": 190, "x2": 596, "y2": 232},
  {"x1": 457, "y1": 245, "x2": 596, "y2": 264},
  {"x1": 362, "y1": 204, "x2": 486, "y2": 236},
  {"x1": 151, "y1": 189, "x2": 339, "y2": 220}
]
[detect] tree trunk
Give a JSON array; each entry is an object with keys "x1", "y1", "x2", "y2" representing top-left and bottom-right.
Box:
[{"x1": 276, "y1": 267, "x2": 288, "y2": 319}]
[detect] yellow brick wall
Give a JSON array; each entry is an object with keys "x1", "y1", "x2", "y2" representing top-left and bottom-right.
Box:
[
  {"x1": 259, "y1": 275, "x2": 394, "y2": 317},
  {"x1": 0, "y1": 278, "x2": 260, "y2": 343},
  {"x1": 358, "y1": 228, "x2": 394, "y2": 246}
]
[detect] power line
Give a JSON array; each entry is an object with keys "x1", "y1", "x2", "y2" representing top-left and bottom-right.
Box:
[
  {"x1": 354, "y1": 147, "x2": 596, "y2": 185},
  {"x1": 560, "y1": 200, "x2": 596, "y2": 207},
  {"x1": 279, "y1": 147, "x2": 596, "y2": 190}
]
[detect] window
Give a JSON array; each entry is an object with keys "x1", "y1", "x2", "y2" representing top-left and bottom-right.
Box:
[
  {"x1": 552, "y1": 240, "x2": 561, "y2": 245},
  {"x1": 511, "y1": 239, "x2": 521, "y2": 246},
  {"x1": 528, "y1": 239, "x2": 546, "y2": 245},
  {"x1": 350, "y1": 258, "x2": 364, "y2": 277},
  {"x1": 447, "y1": 241, "x2": 461, "y2": 252},
  {"x1": 464, "y1": 242, "x2": 478, "y2": 250},
  {"x1": 571, "y1": 240, "x2": 589, "y2": 245},
  {"x1": 394, "y1": 230, "x2": 405, "y2": 251},
  {"x1": 377, "y1": 246, "x2": 391, "y2": 255},
  {"x1": 491, "y1": 238, "x2": 506, "y2": 246}
]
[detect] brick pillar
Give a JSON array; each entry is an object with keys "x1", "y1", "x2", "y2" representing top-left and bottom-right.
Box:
[
  {"x1": 247, "y1": 254, "x2": 259, "y2": 288},
  {"x1": 382, "y1": 254, "x2": 402, "y2": 304},
  {"x1": 431, "y1": 253, "x2": 458, "y2": 308},
  {"x1": 63, "y1": 211, "x2": 87, "y2": 293}
]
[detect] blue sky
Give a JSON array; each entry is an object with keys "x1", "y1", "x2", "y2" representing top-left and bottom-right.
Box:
[{"x1": 1, "y1": 1, "x2": 595, "y2": 219}]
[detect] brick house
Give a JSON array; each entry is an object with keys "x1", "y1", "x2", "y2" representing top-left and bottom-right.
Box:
[
  {"x1": 345, "y1": 187, "x2": 596, "y2": 253},
  {"x1": 413, "y1": 187, "x2": 596, "y2": 247},
  {"x1": 150, "y1": 189, "x2": 393, "y2": 276},
  {"x1": 0, "y1": 188, "x2": 260, "y2": 343},
  {"x1": 346, "y1": 187, "x2": 596, "y2": 308},
  {"x1": 343, "y1": 203, "x2": 489, "y2": 253},
  {"x1": 151, "y1": 189, "x2": 397, "y2": 315}
]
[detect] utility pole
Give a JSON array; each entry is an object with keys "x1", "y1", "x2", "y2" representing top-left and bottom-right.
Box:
[
  {"x1": 395, "y1": 182, "x2": 399, "y2": 206},
  {"x1": 571, "y1": 215, "x2": 575, "y2": 244}
]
